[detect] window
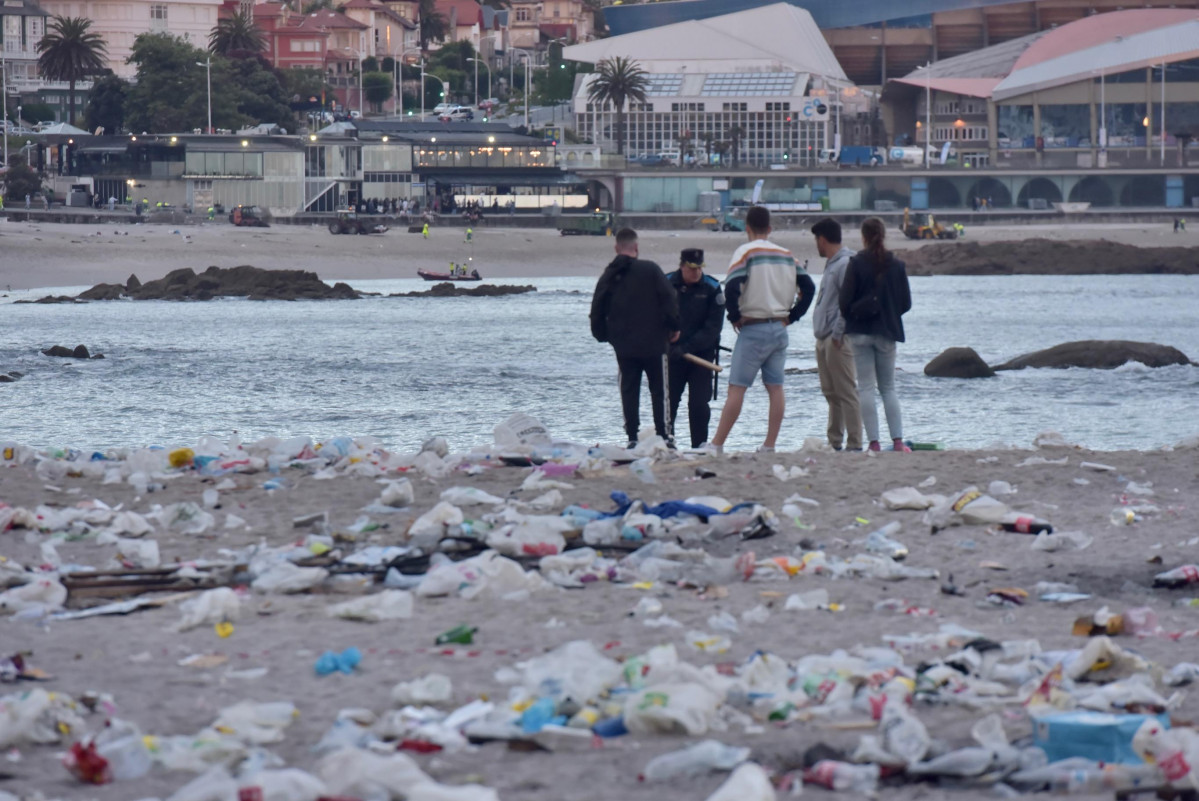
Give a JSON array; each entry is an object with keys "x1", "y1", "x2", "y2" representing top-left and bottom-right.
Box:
[
  {"x1": 553, "y1": 6, "x2": 560, "y2": 16},
  {"x1": 722, "y1": 102, "x2": 747, "y2": 111},
  {"x1": 765, "y1": 102, "x2": 791, "y2": 112},
  {"x1": 515, "y1": 7, "x2": 529, "y2": 21},
  {"x1": 149, "y1": 4, "x2": 167, "y2": 29}
]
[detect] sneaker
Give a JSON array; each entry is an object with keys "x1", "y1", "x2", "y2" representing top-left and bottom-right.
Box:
[
  {"x1": 697, "y1": 442, "x2": 724, "y2": 457},
  {"x1": 867, "y1": 441, "x2": 881, "y2": 452},
  {"x1": 756, "y1": 445, "x2": 776, "y2": 453},
  {"x1": 892, "y1": 439, "x2": 913, "y2": 453},
  {"x1": 626, "y1": 440, "x2": 638, "y2": 450}
]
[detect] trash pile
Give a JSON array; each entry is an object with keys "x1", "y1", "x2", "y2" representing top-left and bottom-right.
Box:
[{"x1": 3, "y1": 421, "x2": 1199, "y2": 799}]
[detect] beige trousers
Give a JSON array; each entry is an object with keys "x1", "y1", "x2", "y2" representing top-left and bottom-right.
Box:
[{"x1": 815, "y1": 336, "x2": 863, "y2": 450}]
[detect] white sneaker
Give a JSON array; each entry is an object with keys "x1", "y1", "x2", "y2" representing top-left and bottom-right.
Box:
[
  {"x1": 695, "y1": 442, "x2": 723, "y2": 457},
  {"x1": 756, "y1": 445, "x2": 776, "y2": 453}
]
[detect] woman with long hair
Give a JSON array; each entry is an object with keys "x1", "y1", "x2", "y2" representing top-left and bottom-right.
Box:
[{"x1": 838, "y1": 217, "x2": 913, "y2": 452}]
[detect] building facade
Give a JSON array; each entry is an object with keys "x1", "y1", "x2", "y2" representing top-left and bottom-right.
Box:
[
  {"x1": 36, "y1": 0, "x2": 223, "y2": 79},
  {"x1": 1, "y1": 0, "x2": 48, "y2": 92}
]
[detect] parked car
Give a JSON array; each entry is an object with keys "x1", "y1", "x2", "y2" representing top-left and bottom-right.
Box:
[{"x1": 439, "y1": 106, "x2": 474, "y2": 122}]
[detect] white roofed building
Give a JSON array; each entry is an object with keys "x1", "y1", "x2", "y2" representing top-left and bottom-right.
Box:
[{"x1": 561, "y1": 3, "x2": 851, "y2": 166}]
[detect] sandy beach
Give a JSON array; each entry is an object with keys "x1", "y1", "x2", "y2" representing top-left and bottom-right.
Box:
[
  {"x1": 0, "y1": 217, "x2": 1193, "y2": 292},
  {"x1": 2, "y1": 435, "x2": 1199, "y2": 800}
]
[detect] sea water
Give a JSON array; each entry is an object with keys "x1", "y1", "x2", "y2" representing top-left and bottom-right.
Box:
[{"x1": 2, "y1": 275, "x2": 1197, "y2": 452}]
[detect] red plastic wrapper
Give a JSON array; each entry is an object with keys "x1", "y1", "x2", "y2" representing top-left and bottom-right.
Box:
[
  {"x1": 63, "y1": 741, "x2": 112, "y2": 785},
  {"x1": 398, "y1": 739, "x2": 443, "y2": 753}
]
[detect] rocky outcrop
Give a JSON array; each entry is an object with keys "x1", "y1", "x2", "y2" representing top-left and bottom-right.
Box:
[
  {"x1": 42, "y1": 345, "x2": 103, "y2": 359},
  {"x1": 924, "y1": 347, "x2": 995, "y2": 378},
  {"x1": 76, "y1": 266, "x2": 360, "y2": 301},
  {"x1": 994, "y1": 340, "x2": 1195, "y2": 371},
  {"x1": 904, "y1": 239, "x2": 1199, "y2": 276},
  {"x1": 77, "y1": 283, "x2": 125, "y2": 301},
  {"x1": 15, "y1": 295, "x2": 85, "y2": 304},
  {"x1": 392, "y1": 283, "x2": 536, "y2": 298},
  {"x1": 0, "y1": 371, "x2": 23, "y2": 383}
]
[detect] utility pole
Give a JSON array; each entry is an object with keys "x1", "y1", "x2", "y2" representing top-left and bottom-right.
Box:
[{"x1": 195, "y1": 57, "x2": 213, "y2": 134}]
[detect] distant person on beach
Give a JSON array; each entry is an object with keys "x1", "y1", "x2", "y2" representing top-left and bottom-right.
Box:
[
  {"x1": 25, "y1": 194, "x2": 30, "y2": 210},
  {"x1": 666, "y1": 248, "x2": 724, "y2": 449},
  {"x1": 708, "y1": 206, "x2": 815, "y2": 455},
  {"x1": 590, "y1": 228, "x2": 681, "y2": 448},
  {"x1": 810, "y1": 217, "x2": 863, "y2": 452},
  {"x1": 839, "y1": 217, "x2": 913, "y2": 453},
  {"x1": 422, "y1": 221, "x2": 429, "y2": 239}
]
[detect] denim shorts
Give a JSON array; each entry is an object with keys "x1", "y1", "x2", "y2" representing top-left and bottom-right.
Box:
[{"x1": 728, "y1": 321, "x2": 789, "y2": 387}]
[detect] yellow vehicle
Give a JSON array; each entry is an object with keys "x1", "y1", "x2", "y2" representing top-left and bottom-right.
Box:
[{"x1": 901, "y1": 208, "x2": 958, "y2": 240}]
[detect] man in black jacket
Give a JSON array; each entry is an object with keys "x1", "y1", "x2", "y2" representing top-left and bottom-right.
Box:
[
  {"x1": 590, "y1": 228, "x2": 681, "y2": 447},
  {"x1": 666, "y1": 248, "x2": 725, "y2": 448}
]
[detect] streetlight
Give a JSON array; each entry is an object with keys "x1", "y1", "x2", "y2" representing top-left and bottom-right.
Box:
[
  {"x1": 195, "y1": 57, "x2": 212, "y2": 134},
  {"x1": 923, "y1": 61, "x2": 932, "y2": 167},
  {"x1": 511, "y1": 47, "x2": 533, "y2": 129},
  {"x1": 397, "y1": 47, "x2": 423, "y2": 119},
  {"x1": 2, "y1": 48, "x2": 8, "y2": 168},
  {"x1": 467, "y1": 57, "x2": 491, "y2": 108},
  {"x1": 426, "y1": 72, "x2": 447, "y2": 109},
  {"x1": 344, "y1": 47, "x2": 364, "y2": 118}
]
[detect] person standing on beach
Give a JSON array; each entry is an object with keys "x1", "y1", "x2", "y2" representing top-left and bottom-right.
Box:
[
  {"x1": 810, "y1": 218, "x2": 863, "y2": 452},
  {"x1": 590, "y1": 228, "x2": 681, "y2": 448},
  {"x1": 666, "y1": 248, "x2": 724, "y2": 449},
  {"x1": 708, "y1": 206, "x2": 816, "y2": 454},
  {"x1": 839, "y1": 217, "x2": 913, "y2": 453}
]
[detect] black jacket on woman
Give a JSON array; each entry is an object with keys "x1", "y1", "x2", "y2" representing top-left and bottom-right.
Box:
[{"x1": 839, "y1": 250, "x2": 912, "y2": 343}]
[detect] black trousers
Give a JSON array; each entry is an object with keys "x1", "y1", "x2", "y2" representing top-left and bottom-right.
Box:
[
  {"x1": 669, "y1": 357, "x2": 714, "y2": 448},
  {"x1": 616, "y1": 354, "x2": 670, "y2": 442}
]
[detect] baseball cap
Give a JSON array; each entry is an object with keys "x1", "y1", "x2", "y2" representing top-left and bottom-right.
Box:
[{"x1": 680, "y1": 248, "x2": 704, "y2": 267}]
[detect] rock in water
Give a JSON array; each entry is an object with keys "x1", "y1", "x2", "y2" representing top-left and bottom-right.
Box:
[
  {"x1": 994, "y1": 340, "x2": 1195, "y2": 371},
  {"x1": 42, "y1": 345, "x2": 77, "y2": 358},
  {"x1": 78, "y1": 265, "x2": 361, "y2": 301},
  {"x1": 72, "y1": 345, "x2": 91, "y2": 359},
  {"x1": 925, "y1": 347, "x2": 995, "y2": 378},
  {"x1": 77, "y1": 283, "x2": 126, "y2": 301},
  {"x1": 126, "y1": 274, "x2": 142, "y2": 292},
  {"x1": 393, "y1": 283, "x2": 536, "y2": 298}
]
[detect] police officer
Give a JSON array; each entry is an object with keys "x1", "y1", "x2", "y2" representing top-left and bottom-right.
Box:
[{"x1": 667, "y1": 248, "x2": 725, "y2": 449}]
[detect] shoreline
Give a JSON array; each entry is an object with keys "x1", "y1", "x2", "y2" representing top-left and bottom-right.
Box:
[{"x1": 2, "y1": 219, "x2": 1197, "y2": 291}]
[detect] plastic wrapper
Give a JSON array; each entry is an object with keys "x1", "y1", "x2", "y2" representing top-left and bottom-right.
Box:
[
  {"x1": 327, "y1": 590, "x2": 414, "y2": 622},
  {"x1": 251, "y1": 562, "x2": 329, "y2": 594},
  {"x1": 0, "y1": 577, "x2": 68, "y2": 614},
  {"x1": 175, "y1": 587, "x2": 241, "y2": 632},
  {"x1": 623, "y1": 682, "x2": 722, "y2": 735},
  {"x1": 392, "y1": 673, "x2": 453, "y2": 706},
  {"x1": 704, "y1": 763, "x2": 776, "y2": 801}
]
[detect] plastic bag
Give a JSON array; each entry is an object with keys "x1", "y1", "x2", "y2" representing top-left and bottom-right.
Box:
[
  {"x1": 157, "y1": 502, "x2": 216, "y2": 536},
  {"x1": 114, "y1": 537, "x2": 160, "y2": 568},
  {"x1": 623, "y1": 682, "x2": 722, "y2": 735},
  {"x1": 704, "y1": 762, "x2": 776, "y2": 801},
  {"x1": 165, "y1": 766, "x2": 239, "y2": 801},
  {"x1": 251, "y1": 562, "x2": 329, "y2": 594},
  {"x1": 881, "y1": 699, "x2": 931, "y2": 765},
  {"x1": 176, "y1": 587, "x2": 241, "y2": 632},
  {"x1": 210, "y1": 701, "x2": 297, "y2": 745},
  {"x1": 0, "y1": 577, "x2": 68, "y2": 614},
  {"x1": 518, "y1": 640, "x2": 622, "y2": 704},
  {"x1": 494, "y1": 413, "x2": 552, "y2": 448},
  {"x1": 416, "y1": 550, "x2": 546, "y2": 600},
  {"x1": 327, "y1": 590, "x2": 414, "y2": 622},
  {"x1": 392, "y1": 673, "x2": 453, "y2": 706},
  {"x1": 408, "y1": 782, "x2": 501, "y2": 801},
  {"x1": 408, "y1": 502, "x2": 464, "y2": 541},
  {"x1": 486, "y1": 521, "x2": 566, "y2": 557},
  {"x1": 237, "y1": 768, "x2": 328, "y2": 801},
  {"x1": 881, "y1": 487, "x2": 936, "y2": 510},
  {"x1": 440, "y1": 487, "x2": 505, "y2": 507},
  {"x1": 316, "y1": 747, "x2": 432, "y2": 799},
  {"x1": 381, "y1": 479, "x2": 416, "y2": 508},
  {"x1": 643, "y1": 740, "x2": 750, "y2": 781}
]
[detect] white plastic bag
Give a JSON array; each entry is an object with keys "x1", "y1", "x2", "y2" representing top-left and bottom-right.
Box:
[
  {"x1": 881, "y1": 487, "x2": 936, "y2": 510},
  {"x1": 115, "y1": 537, "x2": 160, "y2": 568},
  {"x1": 408, "y1": 502, "x2": 464, "y2": 540},
  {"x1": 440, "y1": 487, "x2": 505, "y2": 507},
  {"x1": 327, "y1": 590, "x2": 414, "y2": 622},
  {"x1": 705, "y1": 763, "x2": 776, "y2": 801},
  {"x1": 408, "y1": 782, "x2": 501, "y2": 801},
  {"x1": 317, "y1": 747, "x2": 432, "y2": 799},
  {"x1": 176, "y1": 587, "x2": 241, "y2": 632},
  {"x1": 623, "y1": 682, "x2": 721, "y2": 735},
  {"x1": 251, "y1": 562, "x2": 329, "y2": 594},
  {"x1": 416, "y1": 550, "x2": 546, "y2": 600},
  {"x1": 210, "y1": 701, "x2": 297, "y2": 745},
  {"x1": 381, "y1": 479, "x2": 416, "y2": 508},
  {"x1": 0, "y1": 577, "x2": 68, "y2": 614},
  {"x1": 392, "y1": 673, "x2": 453, "y2": 707},
  {"x1": 494, "y1": 413, "x2": 551, "y2": 448},
  {"x1": 485, "y1": 522, "x2": 566, "y2": 557},
  {"x1": 238, "y1": 768, "x2": 328, "y2": 801},
  {"x1": 518, "y1": 640, "x2": 623, "y2": 704}
]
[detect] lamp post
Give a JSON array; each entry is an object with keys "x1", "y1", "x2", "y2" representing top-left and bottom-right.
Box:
[
  {"x1": 1160, "y1": 61, "x2": 1166, "y2": 166},
  {"x1": 468, "y1": 57, "x2": 491, "y2": 105},
  {"x1": 344, "y1": 47, "x2": 364, "y2": 117},
  {"x1": 2, "y1": 48, "x2": 8, "y2": 168},
  {"x1": 195, "y1": 56, "x2": 212, "y2": 133},
  {"x1": 397, "y1": 47, "x2": 423, "y2": 119},
  {"x1": 511, "y1": 47, "x2": 533, "y2": 129},
  {"x1": 924, "y1": 60, "x2": 932, "y2": 167}
]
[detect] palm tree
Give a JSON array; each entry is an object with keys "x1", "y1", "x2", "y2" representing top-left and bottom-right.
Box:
[
  {"x1": 725, "y1": 125, "x2": 746, "y2": 168},
  {"x1": 586, "y1": 56, "x2": 648, "y2": 155},
  {"x1": 37, "y1": 16, "x2": 108, "y2": 126},
  {"x1": 210, "y1": 10, "x2": 266, "y2": 57}
]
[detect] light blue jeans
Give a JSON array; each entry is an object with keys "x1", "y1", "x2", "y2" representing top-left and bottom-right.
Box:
[{"x1": 848, "y1": 333, "x2": 902, "y2": 443}]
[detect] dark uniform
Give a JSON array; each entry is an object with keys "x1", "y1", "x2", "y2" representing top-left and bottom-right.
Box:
[
  {"x1": 666, "y1": 248, "x2": 725, "y2": 448},
  {"x1": 591, "y1": 253, "x2": 681, "y2": 445}
]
